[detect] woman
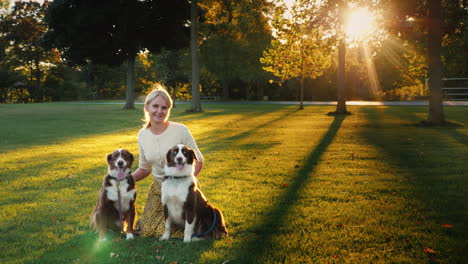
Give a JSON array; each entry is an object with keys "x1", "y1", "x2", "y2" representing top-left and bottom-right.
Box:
[{"x1": 133, "y1": 85, "x2": 204, "y2": 237}]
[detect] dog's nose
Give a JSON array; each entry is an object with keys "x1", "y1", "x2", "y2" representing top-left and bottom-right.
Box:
[
  {"x1": 176, "y1": 157, "x2": 183, "y2": 163},
  {"x1": 117, "y1": 160, "x2": 124, "y2": 167}
]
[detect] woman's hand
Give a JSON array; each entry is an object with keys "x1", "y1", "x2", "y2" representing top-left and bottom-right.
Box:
[{"x1": 133, "y1": 168, "x2": 151, "y2": 181}]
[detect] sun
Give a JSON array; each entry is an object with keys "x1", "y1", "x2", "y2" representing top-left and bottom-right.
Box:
[{"x1": 345, "y1": 7, "x2": 376, "y2": 42}]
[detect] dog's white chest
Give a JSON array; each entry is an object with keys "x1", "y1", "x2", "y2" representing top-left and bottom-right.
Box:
[
  {"x1": 161, "y1": 178, "x2": 193, "y2": 225},
  {"x1": 106, "y1": 179, "x2": 135, "y2": 212}
]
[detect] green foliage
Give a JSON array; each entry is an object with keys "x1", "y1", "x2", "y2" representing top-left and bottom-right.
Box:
[
  {"x1": 261, "y1": 1, "x2": 331, "y2": 106},
  {"x1": 44, "y1": 0, "x2": 191, "y2": 66},
  {"x1": 0, "y1": 1, "x2": 60, "y2": 102},
  {"x1": 261, "y1": 33, "x2": 331, "y2": 83},
  {"x1": 200, "y1": 0, "x2": 273, "y2": 99}
]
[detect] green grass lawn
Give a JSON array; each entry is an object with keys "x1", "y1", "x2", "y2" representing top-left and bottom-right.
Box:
[{"x1": 0, "y1": 102, "x2": 467, "y2": 264}]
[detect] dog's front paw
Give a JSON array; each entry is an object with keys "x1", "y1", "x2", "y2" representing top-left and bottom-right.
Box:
[
  {"x1": 183, "y1": 236, "x2": 192, "y2": 243},
  {"x1": 126, "y1": 233, "x2": 135, "y2": 240}
]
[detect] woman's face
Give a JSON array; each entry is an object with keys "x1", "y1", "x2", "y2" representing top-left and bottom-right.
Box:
[{"x1": 146, "y1": 95, "x2": 170, "y2": 124}]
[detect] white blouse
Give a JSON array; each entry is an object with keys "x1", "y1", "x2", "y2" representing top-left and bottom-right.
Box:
[{"x1": 137, "y1": 122, "x2": 204, "y2": 182}]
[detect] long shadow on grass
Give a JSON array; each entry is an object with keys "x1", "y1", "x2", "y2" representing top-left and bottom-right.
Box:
[
  {"x1": 359, "y1": 107, "x2": 468, "y2": 263},
  {"x1": 224, "y1": 109, "x2": 300, "y2": 142},
  {"x1": 229, "y1": 115, "x2": 346, "y2": 263}
]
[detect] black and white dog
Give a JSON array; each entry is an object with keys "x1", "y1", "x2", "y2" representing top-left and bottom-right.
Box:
[
  {"x1": 160, "y1": 144, "x2": 228, "y2": 242},
  {"x1": 90, "y1": 149, "x2": 137, "y2": 240}
]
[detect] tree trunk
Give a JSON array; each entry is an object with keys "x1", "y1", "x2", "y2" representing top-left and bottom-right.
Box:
[
  {"x1": 35, "y1": 59, "x2": 42, "y2": 102},
  {"x1": 299, "y1": 76, "x2": 304, "y2": 110},
  {"x1": 222, "y1": 80, "x2": 229, "y2": 100},
  {"x1": 335, "y1": 38, "x2": 349, "y2": 114},
  {"x1": 256, "y1": 80, "x2": 264, "y2": 100},
  {"x1": 191, "y1": 0, "x2": 202, "y2": 112},
  {"x1": 425, "y1": 0, "x2": 446, "y2": 125},
  {"x1": 124, "y1": 55, "x2": 135, "y2": 109}
]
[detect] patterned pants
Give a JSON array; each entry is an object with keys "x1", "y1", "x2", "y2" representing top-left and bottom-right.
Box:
[{"x1": 138, "y1": 182, "x2": 182, "y2": 237}]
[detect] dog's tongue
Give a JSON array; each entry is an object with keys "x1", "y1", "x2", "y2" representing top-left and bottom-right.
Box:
[
  {"x1": 176, "y1": 163, "x2": 184, "y2": 170},
  {"x1": 117, "y1": 168, "x2": 125, "y2": 180}
]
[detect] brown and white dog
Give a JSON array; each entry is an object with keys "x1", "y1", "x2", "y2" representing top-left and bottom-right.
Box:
[
  {"x1": 90, "y1": 149, "x2": 137, "y2": 241},
  {"x1": 160, "y1": 144, "x2": 228, "y2": 242}
]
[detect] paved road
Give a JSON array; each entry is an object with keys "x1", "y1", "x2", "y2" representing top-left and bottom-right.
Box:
[{"x1": 63, "y1": 100, "x2": 468, "y2": 106}]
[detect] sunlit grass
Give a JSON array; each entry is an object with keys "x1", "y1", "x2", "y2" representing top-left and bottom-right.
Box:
[{"x1": 0, "y1": 103, "x2": 467, "y2": 263}]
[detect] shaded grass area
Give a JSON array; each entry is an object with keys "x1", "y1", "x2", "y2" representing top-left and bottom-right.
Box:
[{"x1": 0, "y1": 103, "x2": 467, "y2": 263}]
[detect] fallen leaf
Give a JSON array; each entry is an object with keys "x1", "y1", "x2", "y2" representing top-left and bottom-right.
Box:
[
  {"x1": 416, "y1": 221, "x2": 423, "y2": 225},
  {"x1": 336, "y1": 224, "x2": 345, "y2": 228},
  {"x1": 282, "y1": 184, "x2": 289, "y2": 187},
  {"x1": 441, "y1": 224, "x2": 453, "y2": 228},
  {"x1": 169, "y1": 261, "x2": 178, "y2": 264},
  {"x1": 424, "y1": 247, "x2": 437, "y2": 254}
]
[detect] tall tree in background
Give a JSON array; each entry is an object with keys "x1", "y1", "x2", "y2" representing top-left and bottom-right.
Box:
[
  {"x1": 426, "y1": 0, "x2": 444, "y2": 124},
  {"x1": 307, "y1": 0, "x2": 352, "y2": 114},
  {"x1": 44, "y1": 0, "x2": 190, "y2": 109},
  {"x1": 261, "y1": 1, "x2": 330, "y2": 109},
  {"x1": 384, "y1": 0, "x2": 466, "y2": 125},
  {"x1": 1, "y1": 1, "x2": 60, "y2": 102},
  {"x1": 190, "y1": 0, "x2": 202, "y2": 112},
  {"x1": 200, "y1": 0, "x2": 272, "y2": 100}
]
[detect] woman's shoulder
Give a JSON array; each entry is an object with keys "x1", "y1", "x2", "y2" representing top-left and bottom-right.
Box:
[
  {"x1": 137, "y1": 127, "x2": 151, "y2": 138},
  {"x1": 169, "y1": 121, "x2": 189, "y2": 131}
]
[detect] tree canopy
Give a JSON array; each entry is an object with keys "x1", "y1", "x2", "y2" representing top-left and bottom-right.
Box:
[
  {"x1": 44, "y1": 0, "x2": 191, "y2": 108},
  {"x1": 261, "y1": 1, "x2": 331, "y2": 109}
]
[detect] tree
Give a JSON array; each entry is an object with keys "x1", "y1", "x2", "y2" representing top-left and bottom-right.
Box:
[
  {"x1": 426, "y1": 0, "x2": 445, "y2": 124},
  {"x1": 0, "y1": 0, "x2": 8, "y2": 12},
  {"x1": 44, "y1": 0, "x2": 190, "y2": 109},
  {"x1": 384, "y1": 0, "x2": 466, "y2": 125},
  {"x1": 1, "y1": 1, "x2": 60, "y2": 102},
  {"x1": 199, "y1": 0, "x2": 272, "y2": 100},
  {"x1": 190, "y1": 0, "x2": 202, "y2": 112},
  {"x1": 261, "y1": 2, "x2": 331, "y2": 109}
]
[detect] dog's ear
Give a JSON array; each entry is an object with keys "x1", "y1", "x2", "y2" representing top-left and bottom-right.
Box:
[
  {"x1": 106, "y1": 153, "x2": 113, "y2": 165},
  {"x1": 166, "y1": 148, "x2": 173, "y2": 163},
  {"x1": 124, "y1": 149, "x2": 134, "y2": 163},
  {"x1": 188, "y1": 149, "x2": 198, "y2": 164}
]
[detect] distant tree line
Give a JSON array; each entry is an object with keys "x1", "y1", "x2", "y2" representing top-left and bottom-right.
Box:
[{"x1": 0, "y1": 0, "x2": 466, "y2": 106}]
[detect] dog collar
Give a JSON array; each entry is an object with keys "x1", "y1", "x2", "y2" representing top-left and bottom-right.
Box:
[{"x1": 163, "y1": 175, "x2": 189, "y2": 180}]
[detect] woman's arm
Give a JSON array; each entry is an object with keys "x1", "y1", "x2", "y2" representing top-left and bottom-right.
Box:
[
  {"x1": 193, "y1": 160, "x2": 203, "y2": 177},
  {"x1": 133, "y1": 167, "x2": 151, "y2": 182}
]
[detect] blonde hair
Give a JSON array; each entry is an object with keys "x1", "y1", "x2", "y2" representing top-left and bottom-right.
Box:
[{"x1": 143, "y1": 84, "x2": 173, "y2": 128}]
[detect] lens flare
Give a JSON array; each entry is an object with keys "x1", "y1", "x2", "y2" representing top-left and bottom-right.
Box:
[{"x1": 345, "y1": 7, "x2": 376, "y2": 42}]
